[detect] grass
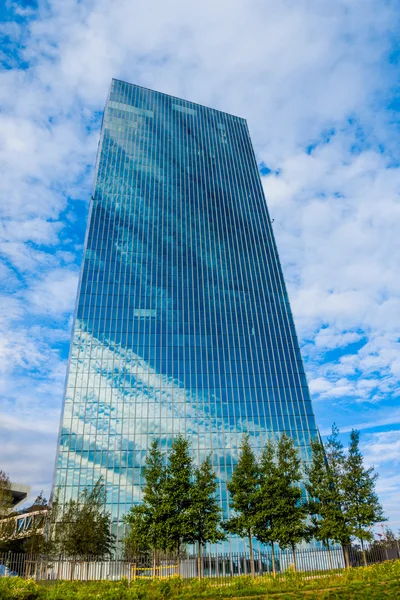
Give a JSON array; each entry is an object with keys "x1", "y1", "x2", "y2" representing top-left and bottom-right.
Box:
[{"x1": 0, "y1": 560, "x2": 399, "y2": 599}]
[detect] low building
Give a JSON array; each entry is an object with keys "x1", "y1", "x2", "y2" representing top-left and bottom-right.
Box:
[
  {"x1": 10, "y1": 483, "x2": 31, "y2": 509},
  {"x1": 1, "y1": 485, "x2": 49, "y2": 545}
]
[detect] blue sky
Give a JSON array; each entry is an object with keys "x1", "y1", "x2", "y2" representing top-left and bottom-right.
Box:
[{"x1": 1, "y1": 0, "x2": 400, "y2": 527}]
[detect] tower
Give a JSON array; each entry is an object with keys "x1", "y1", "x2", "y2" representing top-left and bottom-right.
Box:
[{"x1": 54, "y1": 79, "x2": 319, "y2": 549}]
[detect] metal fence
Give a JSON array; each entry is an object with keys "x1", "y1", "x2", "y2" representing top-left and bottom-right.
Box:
[{"x1": 1, "y1": 543, "x2": 399, "y2": 581}]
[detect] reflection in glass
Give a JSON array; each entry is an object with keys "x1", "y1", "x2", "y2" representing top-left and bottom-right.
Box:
[{"x1": 53, "y1": 80, "x2": 319, "y2": 551}]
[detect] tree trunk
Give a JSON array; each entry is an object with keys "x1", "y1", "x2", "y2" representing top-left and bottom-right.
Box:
[
  {"x1": 70, "y1": 560, "x2": 76, "y2": 581},
  {"x1": 248, "y1": 530, "x2": 255, "y2": 578},
  {"x1": 326, "y1": 541, "x2": 333, "y2": 571},
  {"x1": 360, "y1": 539, "x2": 367, "y2": 567},
  {"x1": 291, "y1": 542, "x2": 297, "y2": 572},
  {"x1": 152, "y1": 549, "x2": 157, "y2": 578},
  {"x1": 342, "y1": 544, "x2": 350, "y2": 569},
  {"x1": 197, "y1": 541, "x2": 202, "y2": 579},
  {"x1": 177, "y1": 540, "x2": 181, "y2": 576},
  {"x1": 271, "y1": 543, "x2": 276, "y2": 577}
]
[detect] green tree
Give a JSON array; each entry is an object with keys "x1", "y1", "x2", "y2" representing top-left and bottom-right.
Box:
[
  {"x1": 123, "y1": 504, "x2": 150, "y2": 559},
  {"x1": 342, "y1": 429, "x2": 386, "y2": 566},
  {"x1": 184, "y1": 456, "x2": 226, "y2": 578},
  {"x1": 224, "y1": 435, "x2": 259, "y2": 577},
  {"x1": 253, "y1": 439, "x2": 280, "y2": 575},
  {"x1": 381, "y1": 527, "x2": 396, "y2": 546},
  {"x1": 124, "y1": 440, "x2": 168, "y2": 572},
  {"x1": 0, "y1": 470, "x2": 18, "y2": 552},
  {"x1": 0, "y1": 471, "x2": 13, "y2": 518},
  {"x1": 54, "y1": 477, "x2": 115, "y2": 558},
  {"x1": 125, "y1": 438, "x2": 226, "y2": 577},
  {"x1": 375, "y1": 527, "x2": 398, "y2": 561},
  {"x1": 43, "y1": 489, "x2": 62, "y2": 555},
  {"x1": 272, "y1": 434, "x2": 308, "y2": 571},
  {"x1": 306, "y1": 431, "x2": 352, "y2": 569},
  {"x1": 163, "y1": 436, "x2": 194, "y2": 566}
]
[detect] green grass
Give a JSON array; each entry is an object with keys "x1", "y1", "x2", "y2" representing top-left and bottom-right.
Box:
[{"x1": 0, "y1": 560, "x2": 399, "y2": 599}]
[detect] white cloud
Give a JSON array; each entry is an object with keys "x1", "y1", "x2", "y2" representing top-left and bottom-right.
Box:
[
  {"x1": 0, "y1": 218, "x2": 62, "y2": 245},
  {"x1": 361, "y1": 430, "x2": 400, "y2": 524},
  {"x1": 314, "y1": 329, "x2": 363, "y2": 350},
  {"x1": 363, "y1": 430, "x2": 400, "y2": 467},
  {"x1": 271, "y1": 140, "x2": 400, "y2": 410},
  {"x1": 309, "y1": 377, "x2": 334, "y2": 395},
  {"x1": 27, "y1": 268, "x2": 79, "y2": 315}
]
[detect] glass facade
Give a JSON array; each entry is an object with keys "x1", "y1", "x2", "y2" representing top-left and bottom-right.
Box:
[{"x1": 54, "y1": 79, "x2": 319, "y2": 549}]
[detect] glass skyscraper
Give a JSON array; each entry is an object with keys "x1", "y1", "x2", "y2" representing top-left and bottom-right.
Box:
[{"x1": 54, "y1": 79, "x2": 319, "y2": 549}]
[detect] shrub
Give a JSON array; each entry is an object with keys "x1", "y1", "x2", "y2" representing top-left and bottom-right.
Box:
[
  {"x1": 0, "y1": 577, "x2": 42, "y2": 600},
  {"x1": 1, "y1": 562, "x2": 400, "y2": 600},
  {"x1": 229, "y1": 575, "x2": 254, "y2": 590}
]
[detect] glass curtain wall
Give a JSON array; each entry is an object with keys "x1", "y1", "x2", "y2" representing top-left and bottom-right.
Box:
[{"x1": 54, "y1": 79, "x2": 319, "y2": 550}]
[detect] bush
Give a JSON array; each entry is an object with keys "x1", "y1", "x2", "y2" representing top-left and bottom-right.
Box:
[
  {"x1": 0, "y1": 578, "x2": 42, "y2": 600},
  {"x1": 229, "y1": 575, "x2": 253, "y2": 590},
  {"x1": 1, "y1": 561, "x2": 400, "y2": 600}
]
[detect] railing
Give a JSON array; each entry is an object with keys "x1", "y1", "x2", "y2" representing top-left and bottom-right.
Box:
[
  {"x1": 1, "y1": 542, "x2": 399, "y2": 581},
  {"x1": 0, "y1": 509, "x2": 48, "y2": 540}
]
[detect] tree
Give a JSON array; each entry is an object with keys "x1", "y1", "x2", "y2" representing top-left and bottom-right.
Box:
[
  {"x1": 0, "y1": 471, "x2": 13, "y2": 518},
  {"x1": 163, "y1": 436, "x2": 194, "y2": 568},
  {"x1": 0, "y1": 470, "x2": 15, "y2": 551},
  {"x1": 124, "y1": 440, "x2": 168, "y2": 573},
  {"x1": 342, "y1": 429, "x2": 386, "y2": 566},
  {"x1": 184, "y1": 456, "x2": 226, "y2": 578},
  {"x1": 306, "y1": 431, "x2": 352, "y2": 569},
  {"x1": 271, "y1": 434, "x2": 308, "y2": 571},
  {"x1": 54, "y1": 478, "x2": 115, "y2": 558},
  {"x1": 123, "y1": 504, "x2": 150, "y2": 559},
  {"x1": 373, "y1": 527, "x2": 398, "y2": 561},
  {"x1": 125, "y1": 438, "x2": 226, "y2": 577},
  {"x1": 43, "y1": 489, "x2": 62, "y2": 555},
  {"x1": 382, "y1": 527, "x2": 396, "y2": 544},
  {"x1": 224, "y1": 435, "x2": 259, "y2": 577},
  {"x1": 253, "y1": 439, "x2": 281, "y2": 575}
]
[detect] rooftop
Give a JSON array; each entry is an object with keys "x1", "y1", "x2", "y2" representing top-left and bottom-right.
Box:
[{"x1": 10, "y1": 483, "x2": 31, "y2": 509}]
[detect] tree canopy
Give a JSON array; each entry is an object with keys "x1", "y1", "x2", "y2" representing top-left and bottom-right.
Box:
[
  {"x1": 342, "y1": 429, "x2": 385, "y2": 562},
  {"x1": 124, "y1": 439, "x2": 169, "y2": 558},
  {"x1": 306, "y1": 429, "x2": 352, "y2": 551},
  {"x1": 53, "y1": 478, "x2": 115, "y2": 558},
  {"x1": 163, "y1": 436, "x2": 194, "y2": 554},
  {"x1": 307, "y1": 425, "x2": 385, "y2": 567},
  {"x1": 0, "y1": 470, "x2": 13, "y2": 519},
  {"x1": 272, "y1": 435, "x2": 308, "y2": 563},
  {"x1": 184, "y1": 456, "x2": 226, "y2": 576},
  {"x1": 224, "y1": 435, "x2": 260, "y2": 577}
]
